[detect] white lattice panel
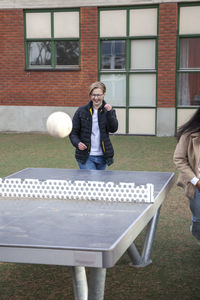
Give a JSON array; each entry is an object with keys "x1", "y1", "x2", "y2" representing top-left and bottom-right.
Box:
[{"x1": 0, "y1": 178, "x2": 154, "y2": 203}]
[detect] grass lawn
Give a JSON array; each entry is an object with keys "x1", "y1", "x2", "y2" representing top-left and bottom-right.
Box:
[{"x1": 0, "y1": 133, "x2": 200, "y2": 300}]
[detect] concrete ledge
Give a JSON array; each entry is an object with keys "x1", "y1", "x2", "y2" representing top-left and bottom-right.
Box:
[
  {"x1": 0, "y1": 105, "x2": 176, "y2": 136},
  {"x1": 0, "y1": 106, "x2": 77, "y2": 133},
  {"x1": 157, "y1": 107, "x2": 175, "y2": 137}
]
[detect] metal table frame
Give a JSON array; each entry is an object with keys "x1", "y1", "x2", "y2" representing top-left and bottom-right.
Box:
[
  {"x1": 72, "y1": 206, "x2": 162, "y2": 300},
  {"x1": 0, "y1": 168, "x2": 174, "y2": 300}
]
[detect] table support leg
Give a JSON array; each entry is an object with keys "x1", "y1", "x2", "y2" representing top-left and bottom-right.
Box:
[
  {"x1": 128, "y1": 206, "x2": 161, "y2": 268},
  {"x1": 127, "y1": 243, "x2": 143, "y2": 265},
  {"x1": 141, "y1": 206, "x2": 161, "y2": 265},
  {"x1": 72, "y1": 266, "x2": 88, "y2": 300},
  {"x1": 88, "y1": 268, "x2": 106, "y2": 300}
]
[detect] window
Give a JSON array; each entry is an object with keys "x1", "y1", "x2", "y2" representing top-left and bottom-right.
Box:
[
  {"x1": 24, "y1": 10, "x2": 80, "y2": 70},
  {"x1": 101, "y1": 40, "x2": 126, "y2": 70},
  {"x1": 178, "y1": 5, "x2": 200, "y2": 106},
  {"x1": 101, "y1": 74, "x2": 126, "y2": 106},
  {"x1": 99, "y1": 7, "x2": 158, "y2": 134}
]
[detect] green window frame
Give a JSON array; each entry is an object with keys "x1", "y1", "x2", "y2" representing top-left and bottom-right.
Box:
[
  {"x1": 98, "y1": 6, "x2": 158, "y2": 134},
  {"x1": 177, "y1": 3, "x2": 200, "y2": 107},
  {"x1": 24, "y1": 9, "x2": 80, "y2": 70}
]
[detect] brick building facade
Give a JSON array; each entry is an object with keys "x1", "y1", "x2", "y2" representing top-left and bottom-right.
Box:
[{"x1": 0, "y1": 1, "x2": 199, "y2": 135}]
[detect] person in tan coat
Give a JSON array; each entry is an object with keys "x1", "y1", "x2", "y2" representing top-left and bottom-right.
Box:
[{"x1": 173, "y1": 108, "x2": 200, "y2": 244}]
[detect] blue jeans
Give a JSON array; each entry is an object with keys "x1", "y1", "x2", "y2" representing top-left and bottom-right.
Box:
[
  {"x1": 77, "y1": 155, "x2": 107, "y2": 170},
  {"x1": 190, "y1": 188, "x2": 200, "y2": 240}
]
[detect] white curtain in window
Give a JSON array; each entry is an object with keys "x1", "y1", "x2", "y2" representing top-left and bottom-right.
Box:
[{"x1": 179, "y1": 40, "x2": 189, "y2": 105}]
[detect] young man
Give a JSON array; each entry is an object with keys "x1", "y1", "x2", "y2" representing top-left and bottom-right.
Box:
[{"x1": 69, "y1": 81, "x2": 118, "y2": 170}]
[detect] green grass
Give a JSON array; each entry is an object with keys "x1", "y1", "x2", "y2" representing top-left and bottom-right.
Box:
[{"x1": 1, "y1": 133, "x2": 200, "y2": 300}]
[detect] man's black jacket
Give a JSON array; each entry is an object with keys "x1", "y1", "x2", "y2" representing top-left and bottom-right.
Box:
[{"x1": 69, "y1": 100, "x2": 118, "y2": 165}]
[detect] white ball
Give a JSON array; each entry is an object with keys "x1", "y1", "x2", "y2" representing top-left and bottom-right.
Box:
[{"x1": 46, "y1": 112, "x2": 72, "y2": 138}]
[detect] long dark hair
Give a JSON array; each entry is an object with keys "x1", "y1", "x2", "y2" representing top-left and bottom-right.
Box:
[{"x1": 176, "y1": 108, "x2": 200, "y2": 141}]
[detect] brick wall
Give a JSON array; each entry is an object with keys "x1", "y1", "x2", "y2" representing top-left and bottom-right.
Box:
[
  {"x1": 0, "y1": 7, "x2": 98, "y2": 107},
  {"x1": 157, "y1": 3, "x2": 178, "y2": 107},
  {"x1": 0, "y1": 5, "x2": 178, "y2": 109}
]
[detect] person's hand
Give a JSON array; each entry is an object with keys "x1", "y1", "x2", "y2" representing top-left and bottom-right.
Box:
[
  {"x1": 78, "y1": 142, "x2": 87, "y2": 151},
  {"x1": 104, "y1": 104, "x2": 112, "y2": 111},
  {"x1": 196, "y1": 180, "x2": 200, "y2": 192}
]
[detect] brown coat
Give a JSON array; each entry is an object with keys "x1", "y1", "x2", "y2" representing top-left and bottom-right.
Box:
[{"x1": 173, "y1": 132, "x2": 200, "y2": 199}]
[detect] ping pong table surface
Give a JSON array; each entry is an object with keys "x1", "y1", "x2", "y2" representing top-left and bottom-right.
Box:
[{"x1": 0, "y1": 168, "x2": 174, "y2": 300}]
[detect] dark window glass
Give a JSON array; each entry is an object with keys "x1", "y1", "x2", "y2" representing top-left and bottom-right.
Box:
[
  {"x1": 28, "y1": 41, "x2": 51, "y2": 66},
  {"x1": 178, "y1": 73, "x2": 200, "y2": 106},
  {"x1": 180, "y1": 38, "x2": 200, "y2": 69},
  {"x1": 101, "y1": 40, "x2": 126, "y2": 69},
  {"x1": 56, "y1": 41, "x2": 79, "y2": 66}
]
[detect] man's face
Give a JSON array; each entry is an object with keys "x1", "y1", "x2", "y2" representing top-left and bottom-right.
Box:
[{"x1": 90, "y1": 88, "x2": 105, "y2": 109}]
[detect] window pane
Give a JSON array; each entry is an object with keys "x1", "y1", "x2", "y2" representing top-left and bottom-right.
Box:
[
  {"x1": 178, "y1": 73, "x2": 200, "y2": 106},
  {"x1": 54, "y1": 12, "x2": 79, "y2": 38},
  {"x1": 180, "y1": 6, "x2": 200, "y2": 34},
  {"x1": 177, "y1": 109, "x2": 197, "y2": 128},
  {"x1": 129, "y1": 108, "x2": 155, "y2": 134},
  {"x1": 101, "y1": 40, "x2": 126, "y2": 70},
  {"x1": 26, "y1": 13, "x2": 51, "y2": 38},
  {"x1": 56, "y1": 41, "x2": 79, "y2": 66},
  {"x1": 129, "y1": 8, "x2": 157, "y2": 36},
  {"x1": 129, "y1": 74, "x2": 156, "y2": 106},
  {"x1": 180, "y1": 38, "x2": 200, "y2": 69},
  {"x1": 115, "y1": 108, "x2": 126, "y2": 133},
  {"x1": 28, "y1": 41, "x2": 51, "y2": 66},
  {"x1": 131, "y1": 40, "x2": 155, "y2": 69},
  {"x1": 101, "y1": 74, "x2": 126, "y2": 106},
  {"x1": 100, "y1": 10, "x2": 126, "y2": 37}
]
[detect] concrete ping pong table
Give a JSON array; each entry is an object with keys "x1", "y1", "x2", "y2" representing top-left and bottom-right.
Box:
[{"x1": 0, "y1": 168, "x2": 174, "y2": 299}]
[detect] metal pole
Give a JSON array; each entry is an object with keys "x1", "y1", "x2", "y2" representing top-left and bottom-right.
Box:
[
  {"x1": 141, "y1": 206, "x2": 161, "y2": 265},
  {"x1": 88, "y1": 268, "x2": 106, "y2": 300},
  {"x1": 72, "y1": 266, "x2": 88, "y2": 300},
  {"x1": 127, "y1": 243, "x2": 143, "y2": 266}
]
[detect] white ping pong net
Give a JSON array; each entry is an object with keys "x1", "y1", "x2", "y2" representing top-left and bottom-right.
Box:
[{"x1": 0, "y1": 178, "x2": 154, "y2": 203}]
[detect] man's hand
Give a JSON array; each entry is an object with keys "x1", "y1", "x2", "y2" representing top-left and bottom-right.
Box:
[
  {"x1": 104, "y1": 104, "x2": 112, "y2": 111},
  {"x1": 78, "y1": 142, "x2": 87, "y2": 151}
]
